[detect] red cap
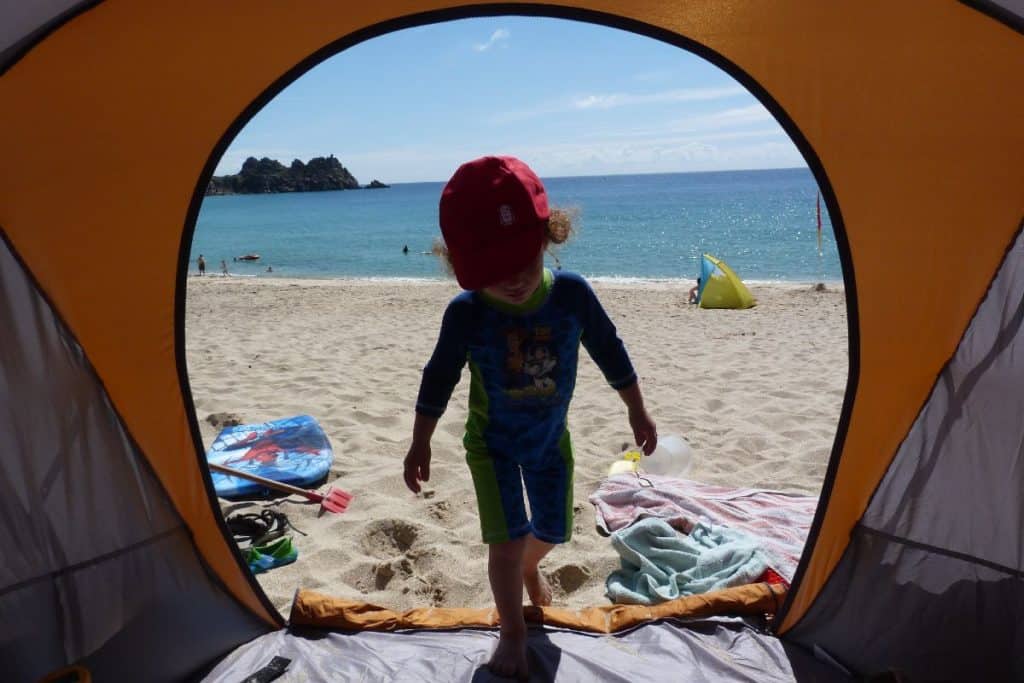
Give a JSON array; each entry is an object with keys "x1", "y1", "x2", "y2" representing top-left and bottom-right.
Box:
[{"x1": 439, "y1": 156, "x2": 549, "y2": 290}]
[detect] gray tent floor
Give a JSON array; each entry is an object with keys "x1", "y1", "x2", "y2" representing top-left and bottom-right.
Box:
[{"x1": 201, "y1": 616, "x2": 849, "y2": 682}]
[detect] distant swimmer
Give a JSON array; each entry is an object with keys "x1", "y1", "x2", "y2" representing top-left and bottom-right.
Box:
[
  {"x1": 402, "y1": 244, "x2": 409, "y2": 254},
  {"x1": 197, "y1": 254, "x2": 206, "y2": 276},
  {"x1": 266, "y1": 266, "x2": 273, "y2": 273}
]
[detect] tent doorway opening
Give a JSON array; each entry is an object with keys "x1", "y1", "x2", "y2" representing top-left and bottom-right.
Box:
[
  {"x1": 11, "y1": 1, "x2": 1024, "y2": 680},
  {"x1": 185, "y1": 14, "x2": 847, "y2": 620}
]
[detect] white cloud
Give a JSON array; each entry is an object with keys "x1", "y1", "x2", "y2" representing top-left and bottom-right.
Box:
[
  {"x1": 507, "y1": 135, "x2": 803, "y2": 177},
  {"x1": 572, "y1": 86, "x2": 745, "y2": 110},
  {"x1": 305, "y1": 125, "x2": 802, "y2": 182},
  {"x1": 490, "y1": 85, "x2": 745, "y2": 123},
  {"x1": 473, "y1": 28, "x2": 509, "y2": 52},
  {"x1": 676, "y1": 104, "x2": 774, "y2": 129},
  {"x1": 600, "y1": 104, "x2": 777, "y2": 140}
]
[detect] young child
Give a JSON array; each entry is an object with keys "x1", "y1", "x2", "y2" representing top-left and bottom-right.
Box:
[{"x1": 403, "y1": 155, "x2": 657, "y2": 679}]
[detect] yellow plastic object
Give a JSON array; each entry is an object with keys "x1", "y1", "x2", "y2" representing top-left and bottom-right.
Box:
[
  {"x1": 608, "y1": 449, "x2": 643, "y2": 476},
  {"x1": 608, "y1": 459, "x2": 639, "y2": 476}
]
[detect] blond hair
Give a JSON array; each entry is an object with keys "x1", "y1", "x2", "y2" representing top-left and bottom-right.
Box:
[{"x1": 433, "y1": 206, "x2": 578, "y2": 276}]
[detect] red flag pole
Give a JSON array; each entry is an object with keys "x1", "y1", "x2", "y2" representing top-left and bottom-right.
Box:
[{"x1": 816, "y1": 192, "x2": 823, "y2": 256}]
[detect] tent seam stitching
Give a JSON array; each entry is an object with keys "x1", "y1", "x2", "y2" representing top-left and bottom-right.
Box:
[
  {"x1": 854, "y1": 523, "x2": 1024, "y2": 579},
  {"x1": 0, "y1": 524, "x2": 185, "y2": 598}
]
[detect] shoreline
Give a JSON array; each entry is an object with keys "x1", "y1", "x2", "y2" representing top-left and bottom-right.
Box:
[{"x1": 188, "y1": 272, "x2": 847, "y2": 290}]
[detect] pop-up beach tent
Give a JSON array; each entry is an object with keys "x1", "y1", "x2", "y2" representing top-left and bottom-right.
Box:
[
  {"x1": 2, "y1": 2, "x2": 1022, "y2": 681},
  {"x1": 697, "y1": 253, "x2": 755, "y2": 309}
]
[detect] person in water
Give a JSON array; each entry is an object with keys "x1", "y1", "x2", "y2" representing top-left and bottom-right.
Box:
[
  {"x1": 404, "y1": 155, "x2": 657, "y2": 679},
  {"x1": 197, "y1": 254, "x2": 206, "y2": 276}
]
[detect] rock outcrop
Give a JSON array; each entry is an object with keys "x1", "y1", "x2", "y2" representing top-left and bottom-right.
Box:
[{"x1": 206, "y1": 155, "x2": 361, "y2": 195}]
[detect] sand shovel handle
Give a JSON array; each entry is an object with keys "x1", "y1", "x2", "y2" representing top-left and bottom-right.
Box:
[{"x1": 208, "y1": 461, "x2": 324, "y2": 502}]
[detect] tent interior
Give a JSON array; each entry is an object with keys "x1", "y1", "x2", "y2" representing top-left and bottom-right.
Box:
[{"x1": 2, "y1": 2, "x2": 1022, "y2": 681}]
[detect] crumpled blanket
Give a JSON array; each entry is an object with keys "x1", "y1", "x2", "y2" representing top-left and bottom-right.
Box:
[
  {"x1": 588, "y1": 474, "x2": 818, "y2": 581},
  {"x1": 605, "y1": 518, "x2": 772, "y2": 605}
]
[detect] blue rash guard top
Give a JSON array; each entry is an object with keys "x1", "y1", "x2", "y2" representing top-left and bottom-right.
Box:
[{"x1": 415, "y1": 269, "x2": 637, "y2": 463}]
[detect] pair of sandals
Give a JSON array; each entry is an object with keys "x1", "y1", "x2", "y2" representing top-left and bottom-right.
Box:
[
  {"x1": 226, "y1": 509, "x2": 304, "y2": 547},
  {"x1": 225, "y1": 510, "x2": 305, "y2": 573}
]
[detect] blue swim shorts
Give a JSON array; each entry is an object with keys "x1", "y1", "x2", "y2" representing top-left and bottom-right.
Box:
[{"x1": 465, "y1": 431, "x2": 574, "y2": 545}]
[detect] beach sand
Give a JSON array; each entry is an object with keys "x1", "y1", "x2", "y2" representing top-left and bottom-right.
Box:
[{"x1": 185, "y1": 276, "x2": 847, "y2": 615}]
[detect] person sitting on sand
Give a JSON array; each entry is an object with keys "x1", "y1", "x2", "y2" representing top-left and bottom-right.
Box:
[
  {"x1": 403, "y1": 155, "x2": 657, "y2": 680},
  {"x1": 197, "y1": 254, "x2": 206, "y2": 276},
  {"x1": 688, "y1": 277, "x2": 702, "y2": 304}
]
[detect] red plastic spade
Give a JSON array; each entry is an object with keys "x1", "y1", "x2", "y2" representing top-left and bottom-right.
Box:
[{"x1": 209, "y1": 462, "x2": 353, "y2": 514}]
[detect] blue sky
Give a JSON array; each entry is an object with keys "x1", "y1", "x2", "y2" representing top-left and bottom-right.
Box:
[{"x1": 216, "y1": 17, "x2": 805, "y2": 183}]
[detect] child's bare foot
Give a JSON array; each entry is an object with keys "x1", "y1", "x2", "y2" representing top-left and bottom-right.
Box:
[
  {"x1": 488, "y1": 628, "x2": 529, "y2": 679},
  {"x1": 523, "y1": 567, "x2": 552, "y2": 607}
]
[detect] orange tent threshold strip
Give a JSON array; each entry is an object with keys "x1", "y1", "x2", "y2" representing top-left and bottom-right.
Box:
[{"x1": 290, "y1": 582, "x2": 784, "y2": 633}]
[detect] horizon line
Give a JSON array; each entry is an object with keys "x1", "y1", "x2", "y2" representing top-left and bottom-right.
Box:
[{"x1": 212, "y1": 162, "x2": 810, "y2": 186}]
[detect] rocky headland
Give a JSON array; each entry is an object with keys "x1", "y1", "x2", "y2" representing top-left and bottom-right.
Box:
[{"x1": 206, "y1": 155, "x2": 387, "y2": 195}]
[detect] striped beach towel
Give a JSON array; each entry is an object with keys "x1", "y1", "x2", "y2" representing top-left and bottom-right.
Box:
[{"x1": 588, "y1": 475, "x2": 818, "y2": 581}]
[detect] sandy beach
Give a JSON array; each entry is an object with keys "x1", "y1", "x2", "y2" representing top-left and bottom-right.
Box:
[{"x1": 185, "y1": 276, "x2": 847, "y2": 615}]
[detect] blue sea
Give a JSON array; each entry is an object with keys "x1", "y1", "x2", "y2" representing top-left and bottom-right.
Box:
[{"x1": 191, "y1": 167, "x2": 840, "y2": 283}]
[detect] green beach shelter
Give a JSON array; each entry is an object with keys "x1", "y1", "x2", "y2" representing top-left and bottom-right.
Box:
[
  {"x1": 698, "y1": 253, "x2": 756, "y2": 309},
  {"x1": 2, "y1": 1, "x2": 1023, "y2": 681}
]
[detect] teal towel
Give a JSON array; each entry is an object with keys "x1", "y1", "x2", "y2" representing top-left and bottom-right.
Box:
[{"x1": 605, "y1": 518, "x2": 771, "y2": 605}]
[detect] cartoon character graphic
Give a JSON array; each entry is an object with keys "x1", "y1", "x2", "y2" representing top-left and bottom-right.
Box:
[
  {"x1": 523, "y1": 343, "x2": 557, "y2": 395},
  {"x1": 208, "y1": 415, "x2": 335, "y2": 497},
  {"x1": 504, "y1": 326, "x2": 558, "y2": 400},
  {"x1": 505, "y1": 328, "x2": 526, "y2": 374},
  {"x1": 218, "y1": 419, "x2": 329, "y2": 475}
]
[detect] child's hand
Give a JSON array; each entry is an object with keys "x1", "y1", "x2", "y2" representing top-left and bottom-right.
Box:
[
  {"x1": 629, "y1": 408, "x2": 658, "y2": 455},
  {"x1": 403, "y1": 441, "x2": 432, "y2": 494}
]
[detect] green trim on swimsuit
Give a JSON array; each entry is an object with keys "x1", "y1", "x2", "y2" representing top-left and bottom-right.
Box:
[
  {"x1": 464, "y1": 359, "x2": 509, "y2": 543},
  {"x1": 467, "y1": 451, "x2": 511, "y2": 544},
  {"x1": 478, "y1": 268, "x2": 553, "y2": 315},
  {"x1": 559, "y1": 428, "x2": 575, "y2": 542},
  {"x1": 464, "y1": 356, "x2": 489, "y2": 454}
]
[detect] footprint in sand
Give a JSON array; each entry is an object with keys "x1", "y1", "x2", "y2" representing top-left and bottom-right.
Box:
[
  {"x1": 361, "y1": 519, "x2": 419, "y2": 556},
  {"x1": 550, "y1": 564, "x2": 592, "y2": 594},
  {"x1": 372, "y1": 557, "x2": 414, "y2": 590},
  {"x1": 373, "y1": 563, "x2": 395, "y2": 589},
  {"x1": 571, "y1": 503, "x2": 587, "y2": 534},
  {"x1": 205, "y1": 412, "x2": 243, "y2": 428},
  {"x1": 427, "y1": 500, "x2": 451, "y2": 522},
  {"x1": 412, "y1": 575, "x2": 447, "y2": 606}
]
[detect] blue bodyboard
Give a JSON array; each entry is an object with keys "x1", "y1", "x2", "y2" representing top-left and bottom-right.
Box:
[{"x1": 207, "y1": 414, "x2": 334, "y2": 498}]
